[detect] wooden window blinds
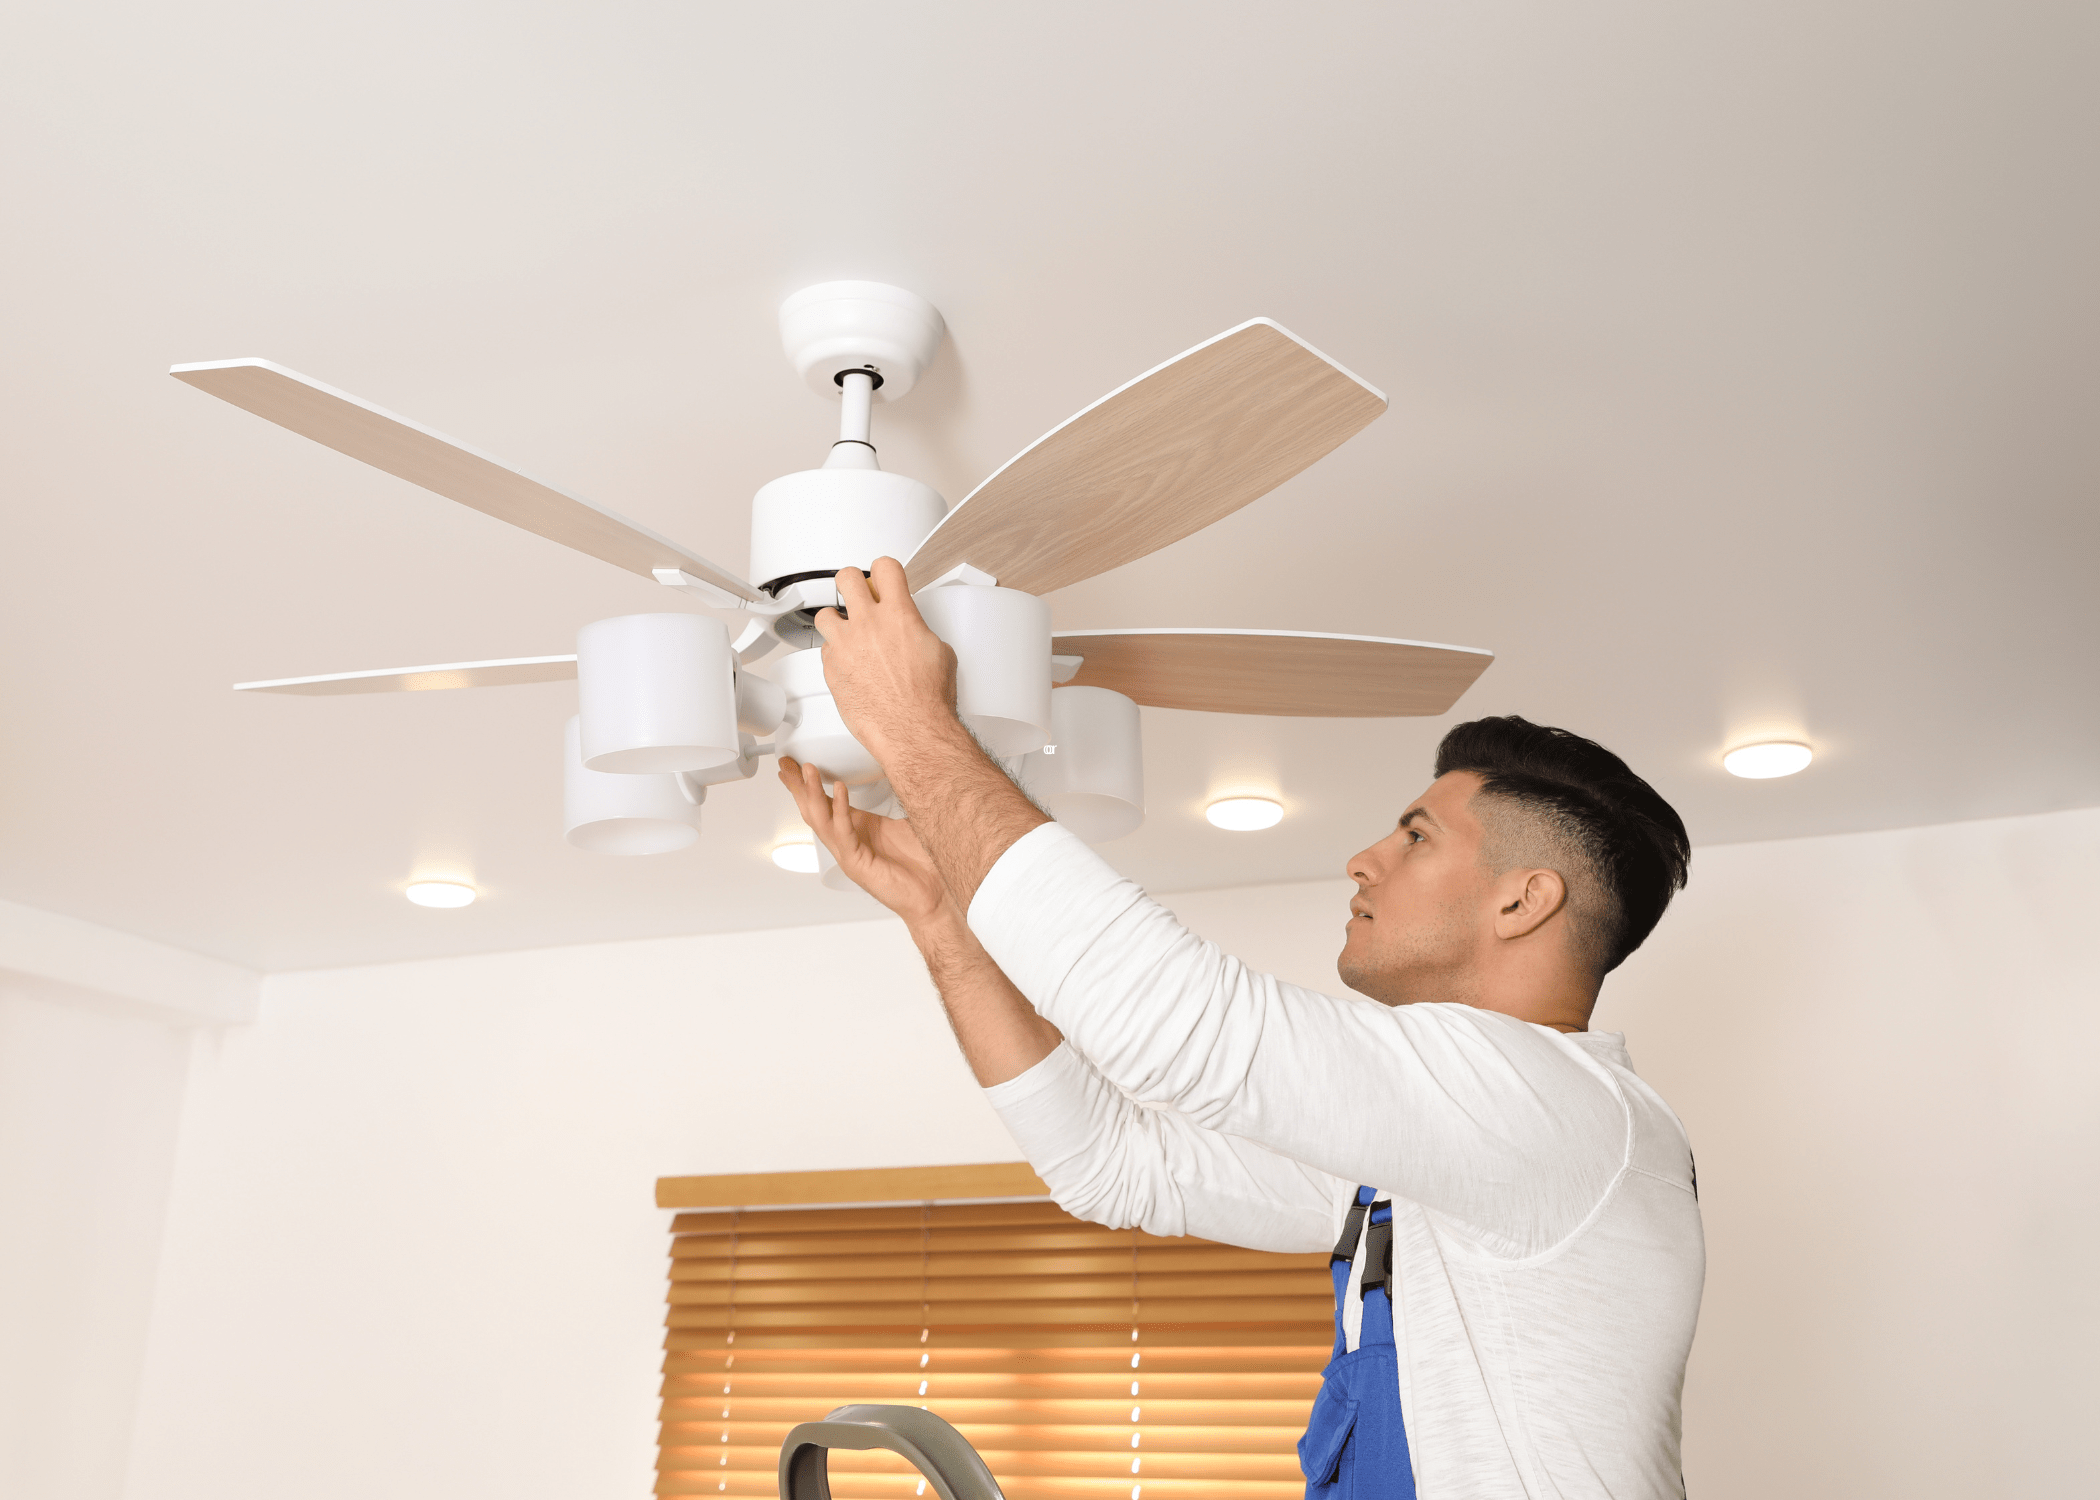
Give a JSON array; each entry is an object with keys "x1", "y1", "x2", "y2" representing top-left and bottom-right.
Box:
[{"x1": 659, "y1": 1200, "x2": 1333, "y2": 1500}]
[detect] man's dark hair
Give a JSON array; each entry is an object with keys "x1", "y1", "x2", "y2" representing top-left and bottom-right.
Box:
[{"x1": 1434, "y1": 716, "x2": 1691, "y2": 976}]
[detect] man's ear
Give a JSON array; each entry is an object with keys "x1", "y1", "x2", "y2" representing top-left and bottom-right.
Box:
[{"x1": 1492, "y1": 868, "x2": 1568, "y2": 941}]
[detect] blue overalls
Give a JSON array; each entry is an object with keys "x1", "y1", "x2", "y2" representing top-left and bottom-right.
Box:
[{"x1": 1297, "y1": 1186, "x2": 1416, "y2": 1500}]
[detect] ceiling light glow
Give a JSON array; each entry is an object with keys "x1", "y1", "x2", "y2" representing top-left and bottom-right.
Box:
[
  {"x1": 771, "y1": 841, "x2": 821, "y2": 874},
  {"x1": 1206, "y1": 797, "x2": 1284, "y2": 831},
  {"x1": 405, "y1": 880, "x2": 476, "y2": 908},
  {"x1": 1723, "y1": 741, "x2": 1814, "y2": 779}
]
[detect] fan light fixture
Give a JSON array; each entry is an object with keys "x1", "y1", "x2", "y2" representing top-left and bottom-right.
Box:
[
  {"x1": 771, "y1": 841, "x2": 821, "y2": 874},
  {"x1": 562, "y1": 716, "x2": 703, "y2": 854},
  {"x1": 1206, "y1": 797, "x2": 1284, "y2": 831},
  {"x1": 405, "y1": 880, "x2": 476, "y2": 908},
  {"x1": 192, "y1": 288, "x2": 1506, "y2": 866},
  {"x1": 1723, "y1": 741, "x2": 1814, "y2": 779},
  {"x1": 1021, "y1": 686, "x2": 1145, "y2": 844}
]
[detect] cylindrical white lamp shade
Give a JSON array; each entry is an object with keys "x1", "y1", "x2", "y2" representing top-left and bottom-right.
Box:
[
  {"x1": 563, "y1": 716, "x2": 703, "y2": 855},
  {"x1": 1022, "y1": 687, "x2": 1144, "y2": 843},
  {"x1": 914, "y1": 584, "x2": 1051, "y2": 756},
  {"x1": 576, "y1": 613, "x2": 739, "y2": 774},
  {"x1": 769, "y1": 648, "x2": 885, "y2": 786}
]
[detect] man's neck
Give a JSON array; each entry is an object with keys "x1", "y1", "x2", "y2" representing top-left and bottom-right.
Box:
[{"x1": 1357, "y1": 970, "x2": 1594, "y2": 1033}]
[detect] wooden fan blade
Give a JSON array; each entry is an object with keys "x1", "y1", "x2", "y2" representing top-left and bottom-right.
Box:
[
  {"x1": 1049, "y1": 630, "x2": 1492, "y2": 717},
  {"x1": 234, "y1": 655, "x2": 578, "y2": 696},
  {"x1": 904, "y1": 320, "x2": 1385, "y2": 596},
  {"x1": 171, "y1": 359, "x2": 762, "y2": 603}
]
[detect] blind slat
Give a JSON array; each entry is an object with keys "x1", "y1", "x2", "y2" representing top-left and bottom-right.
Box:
[
  {"x1": 669, "y1": 1299, "x2": 1333, "y2": 1330},
  {"x1": 670, "y1": 1271, "x2": 1328, "y2": 1305},
  {"x1": 663, "y1": 1371, "x2": 1322, "y2": 1400},
  {"x1": 672, "y1": 1202, "x2": 1110, "y2": 1234},
  {"x1": 667, "y1": 1332, "x2": 1330, "y2": 1358},
  {"x1": 671, "y1": 1248, "x2": 1328, "y2": 1281},
  {"x1": 664, "y1": 1444, "x2": 1304, "y2": 1478},
  {"x1": 671, "y1": 1227, "x2": 1203, "y2": 1257},
  {"x1": 667, "y1": 1336, "x2": 1327, "y2": 1352},
  {"x1": 659, "y1": 1470, "x2": 1310, "y2": 1487},
  {"x1": 664, "y1": 1397, "x2": 1315, "y2": 1425},
  {"x1": 664, "y1": 1345, "x2": 1328, "y2": 1375},
  {"x1": 665, "y1": 1422, "x2": 1312, "y2": 1454}
]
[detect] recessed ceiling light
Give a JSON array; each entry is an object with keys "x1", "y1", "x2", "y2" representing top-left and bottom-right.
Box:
[
  {"x1": 1206, "y1": 797, "x2": 1284, "y2": 831},
  {"x1": 405, "y1": 880, "x2": 476, "y2": 908},
  {"x1": 1723, "y1": 741, "x2": 1814, "y2": 779},
  {"x1": 771, "y1": 841, "x2": 821, "y2": 874}
]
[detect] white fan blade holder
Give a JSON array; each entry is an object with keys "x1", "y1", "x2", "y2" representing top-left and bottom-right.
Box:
[{"x1": 178, "y1": 282, "x2": 1495, "y2": 860}]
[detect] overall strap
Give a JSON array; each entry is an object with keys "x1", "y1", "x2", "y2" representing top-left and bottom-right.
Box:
[
  {"x1": 1356, "y1": 1199, "x2": 1397, "y2": 1351},
  {"x1": 1330, "y1": 1185, "x2": 1375, "y2": 1264},
  {"x1": 1327, "y1": 1186, "x2": 1376, "y2": 1359}
]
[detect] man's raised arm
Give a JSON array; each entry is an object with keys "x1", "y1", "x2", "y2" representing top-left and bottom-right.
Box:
[
  {"x1": 810, "y1": 560, "x2": 1626, "y2": 1255},
  {"x1": 780, "y1": 746, "x2": 1338, "y2": 1255}
]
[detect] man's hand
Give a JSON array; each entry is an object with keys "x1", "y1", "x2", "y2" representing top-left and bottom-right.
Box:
[
  {"x1": 777, "y1": 754, "x2": 946, "y2": 926},
  {"x1": 778, "y1": 751, "x2": 1062, "y2": 1088},
  {"x1": 812, "y1": 558, "x2": 965, "y2": 765},
  {"x1": 812, "y1": 557, "x2": 1050, "y2": 909}
]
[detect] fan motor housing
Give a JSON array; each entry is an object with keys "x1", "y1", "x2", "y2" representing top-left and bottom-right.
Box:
[{"x1": 749, "y1": 466, "x2": 947, "y2": 593}]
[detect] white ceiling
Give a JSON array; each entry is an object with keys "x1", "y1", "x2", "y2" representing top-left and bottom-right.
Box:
[{"x1": 2, "y1": 2, "x2": 2094, "y2": 971}]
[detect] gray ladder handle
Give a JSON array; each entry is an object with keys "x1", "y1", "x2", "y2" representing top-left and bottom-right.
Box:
[{"x1": 778, "y1": 1404, "x2": 1005, "y2": 1500}]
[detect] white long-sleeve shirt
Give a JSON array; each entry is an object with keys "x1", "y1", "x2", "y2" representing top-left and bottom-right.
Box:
[{"x1": 971, "y1": 822, "x2": 1704, "y2": 1500}]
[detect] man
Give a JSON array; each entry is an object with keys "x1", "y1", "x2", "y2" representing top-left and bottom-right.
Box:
[{"x1": 778, "y1": 558, "x2": 1703, "y2": 1500}]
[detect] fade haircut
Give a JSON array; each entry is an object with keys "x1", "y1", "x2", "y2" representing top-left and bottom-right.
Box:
[{"x1": 1434, "y1": 716, "x2": 1691, "y2": 976}]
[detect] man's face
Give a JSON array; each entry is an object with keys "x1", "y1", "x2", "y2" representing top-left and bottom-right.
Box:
[{"x1": 1337, "y1": 771, "x2": 1497, "y2": 1005}]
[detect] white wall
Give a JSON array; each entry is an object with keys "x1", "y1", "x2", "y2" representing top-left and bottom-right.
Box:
[
  {"x1": 1, "y1": 903, "x2": 256, "y2": 1500},
  {"x1": 0, "y1": 996, "x2": 193, "y2": 1500},
  {"x1": 123, "y1": 918, "x2": 1010, "y2": 1500},
  {"x1": 115, "y1": 808, "x2": 2098, "y2": 1500},
  {"x1": 1594, "y1": 806, "x2": 2100, "y2": 1498}
]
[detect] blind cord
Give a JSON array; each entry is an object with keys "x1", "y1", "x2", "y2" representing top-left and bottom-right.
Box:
[
  {"x1": 916, "y1": 1203, "x2": 932, "y2": 1496},
  {"x1": 718, "y1": 1209, "x2": 738, "y2": 1490},
  {"x1": 1130, "y1": 1224, "x2": 1143, "y2": 1497}
]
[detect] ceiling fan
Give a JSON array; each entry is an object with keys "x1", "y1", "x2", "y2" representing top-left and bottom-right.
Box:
[{"x1": 172, "y1": 282, "x2": 1493, "y2": 875}]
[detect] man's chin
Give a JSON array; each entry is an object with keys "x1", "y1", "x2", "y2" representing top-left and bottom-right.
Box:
[{"x1": 1336, "y1": 952, "x2": 1386, "y2": 1004}]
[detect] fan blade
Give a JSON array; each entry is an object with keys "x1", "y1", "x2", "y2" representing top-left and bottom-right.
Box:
[
  {"x1": 171, "y1": 359, "x2": 762, "y2": 604},
  {"x1": 1049, "y1": 629, "x2": 1492, "y2": 717},
  {"x1": 234, "y1": 655, "x2": 578, "y2": 696},
  {"x1": 904, "y1": 320, "x2": 1385, "y2": 596}
]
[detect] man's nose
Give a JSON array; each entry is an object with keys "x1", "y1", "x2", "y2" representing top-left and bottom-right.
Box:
[{"x1": 1345, "y1": 848, "x2": 1377, "y2": 886}]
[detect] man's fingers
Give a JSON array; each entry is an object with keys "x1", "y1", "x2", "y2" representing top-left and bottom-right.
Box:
[
  {"x1": 836, "y1": 566, "x2": 878, "y2": 612},
  {"x1": 869, "y1": 555, "x2": 938, "y2": 634},
  {"x1": 811, "y1": 607, "x2": 842, "y2": 643},
  {"x1": 777, "y1": 756, "x2": 825, "y2": 825},
  {"x1": 780, "y1": 756, "x2": 870, "y2": 870},
  {"x1": 869, "y1": 556, "x2": 911, "y2": 605},
  {"x1": 780, "y1": 757, "x2": 834, "y2": 828}
]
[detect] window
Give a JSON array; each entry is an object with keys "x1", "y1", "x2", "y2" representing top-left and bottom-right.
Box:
[{"x1": 656, "y1": 1167, "x2": 1331, "y2": 1500}]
